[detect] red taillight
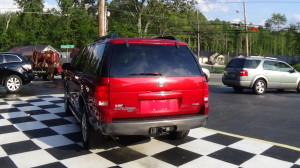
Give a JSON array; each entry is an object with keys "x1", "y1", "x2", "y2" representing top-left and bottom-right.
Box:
[
  {"x1": 240, "y1": 70, "x2": 248, "y2": 76},
  {"x1": 95, "y1": 85, "x2": 109, "y2": 107},
  {"x1": 203, "y1": 82, "x2": 209, "y2": 103}
]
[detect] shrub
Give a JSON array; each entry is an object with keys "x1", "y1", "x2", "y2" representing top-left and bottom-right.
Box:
[{"x1": 293, "y1": 64, "x2": 300, "y2": 72}]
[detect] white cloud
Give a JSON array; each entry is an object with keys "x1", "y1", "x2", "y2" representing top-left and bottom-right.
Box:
[
  {"x1": 231, "y1": 18, "x2": 241, "y2": 24},
  {"x1": 259, "y1": 20, "x2": 266, "y2": 26},
  {"x1": 293, "y1": 14, "x2": 300, "y2": 22},
  {"x1": 0, "y1": 0, "x2": 19, "y2": 13},
  {"x1": 43, "y1": 2, "x2": 60, "y2": 11},
  {"x1": 196, "y1": 0, "x2": 241, "y2": 13}
]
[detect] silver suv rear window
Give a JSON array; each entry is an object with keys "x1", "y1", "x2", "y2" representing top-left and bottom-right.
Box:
[
  {"x1": 227, "y1": 59, "x2": 261, "y2": 69},
  {"x1": 110, "y1": 44, "x2": 201, "y2": 77}
]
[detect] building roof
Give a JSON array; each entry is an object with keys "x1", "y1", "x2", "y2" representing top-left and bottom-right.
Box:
[{"x1": 8, "y1": 45, "x2": 59, "y2": 56}]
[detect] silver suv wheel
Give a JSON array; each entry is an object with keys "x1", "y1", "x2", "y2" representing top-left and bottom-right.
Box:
[{"x1": 253, "y1": 79, "x2": 266, "y2": 94}]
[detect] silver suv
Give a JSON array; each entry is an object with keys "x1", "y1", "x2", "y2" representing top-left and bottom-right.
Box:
[{"x1": 222, "y1": 56, "x2": 300, "y2": 94}]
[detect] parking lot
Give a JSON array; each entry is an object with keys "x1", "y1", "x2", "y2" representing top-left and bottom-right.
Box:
[{"x1": 0, "y1": 76, "x2": 300, "y2": 168}]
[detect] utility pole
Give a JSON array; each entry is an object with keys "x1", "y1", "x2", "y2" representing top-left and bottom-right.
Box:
[
  {"x1": 98, "y1": 0, "x2": 105, "y2": 36},
  {"x1": 196, "y1": 10, "x2": 201, "y2": 63},
  {"x1": 243, "y1": 1, "x2": 249, "y2": 56}
]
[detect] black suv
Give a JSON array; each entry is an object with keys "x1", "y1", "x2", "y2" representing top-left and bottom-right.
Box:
[{"x1": 0, "y1": 52, "x2": 34, "y2": 93}]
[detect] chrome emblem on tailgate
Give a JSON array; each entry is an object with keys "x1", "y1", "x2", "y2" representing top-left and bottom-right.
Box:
[{"x1": 157, "y1": 78, "x2": 166, "y2": 87}]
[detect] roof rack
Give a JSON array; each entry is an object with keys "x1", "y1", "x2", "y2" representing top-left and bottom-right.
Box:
[
  {"x1": 265, "y1": 57, "x2": 277, "y2": 60},
  {"x1": 154, "y1": 36, "x2": 178, "y2": 40},
  {"x1": 94, "y1": 33, "x2": 118, "y2": 42}
]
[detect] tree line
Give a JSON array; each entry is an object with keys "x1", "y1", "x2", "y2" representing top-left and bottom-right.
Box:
[{"x1": 1, "y1": 0, "x2": 300, "y2": 57}]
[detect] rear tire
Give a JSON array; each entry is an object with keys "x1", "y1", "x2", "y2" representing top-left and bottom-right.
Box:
[
  {"x1": 5, "y1": 75, "x2": 23, "y2": 93},
  {"x1": 297, "y1": 82, "x2": 300, "y2": 93},
  {"x1": 81, "y1": 106, "x2": 98, "y2": 149},
  {"x1": 64, "y1": 92, "x2": 72, "y2": 114},
  {"x1": 253, "y1": 79, "x2": 266, "y2": 95},
  {"x1": 233, "y1": 87, "x2": 244, "y2": 93},
  {"x1": 168, "y1": 130, "x2": 190, "y2": 140}
]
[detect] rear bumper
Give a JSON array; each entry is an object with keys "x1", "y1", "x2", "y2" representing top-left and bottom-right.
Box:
[
  {"x1": 222, "y1": 78, "x2": 251, "y2": 88},
  {"x1": 96, "y1": 115, "x2": 208, "y2": 136}
]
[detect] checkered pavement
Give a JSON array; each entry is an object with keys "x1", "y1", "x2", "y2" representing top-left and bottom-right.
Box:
[{"x1": 0, "y1": 94, "x2": 300, "y2": 168}]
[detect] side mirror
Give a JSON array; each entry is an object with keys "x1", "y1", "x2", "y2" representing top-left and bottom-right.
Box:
[
  {"x1": 289, "y1": 69, "x2": 296, "y2": 73},
  {"x1": 62, "y1": 63, "x2": 72, "y2": 71}
]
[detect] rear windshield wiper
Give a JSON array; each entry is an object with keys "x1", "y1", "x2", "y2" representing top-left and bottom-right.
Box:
[{"x1": 128, "y1": 72, "x2": 162, "y2": 76}]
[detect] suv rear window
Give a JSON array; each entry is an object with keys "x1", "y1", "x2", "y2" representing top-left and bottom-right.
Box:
[
  {"x1": 110, "y1": 44, "x2": 201, "y2": 77},
  {"x1": 227, "y1": 58, "x2": 260, "y2": 69}
]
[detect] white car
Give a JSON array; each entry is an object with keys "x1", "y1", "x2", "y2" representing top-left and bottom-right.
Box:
[{"x1": 202, "y1": 68, "x2": 210, "y2": 81}]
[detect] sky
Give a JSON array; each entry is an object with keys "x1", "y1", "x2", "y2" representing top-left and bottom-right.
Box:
[{"x1": 1, "y1": 0, "x2": 300, "y2": 26}]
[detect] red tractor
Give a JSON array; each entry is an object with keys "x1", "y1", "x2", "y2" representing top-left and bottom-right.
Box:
[{"x1": 31, "y1": 50, "x2": 62, "y2": 81}]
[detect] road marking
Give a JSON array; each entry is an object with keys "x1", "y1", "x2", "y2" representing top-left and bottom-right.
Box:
[{"x1": 201, "y1": 127, "x2": 300, "y2": 152}]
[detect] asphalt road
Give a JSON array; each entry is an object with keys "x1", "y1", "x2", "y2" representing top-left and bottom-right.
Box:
[{"x1": 1, "y1": 75, "x2": 299, "y2": 149}]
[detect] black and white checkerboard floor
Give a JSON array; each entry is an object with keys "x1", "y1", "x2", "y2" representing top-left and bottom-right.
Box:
[{"x1": 1, "y1": 94, "x2": 300, "y2": 168}]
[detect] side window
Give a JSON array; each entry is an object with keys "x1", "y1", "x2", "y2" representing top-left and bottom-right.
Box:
[
  {"x1": 85, "y1": 43, "x2": 106, "y2": 76},
  {"x1": 244, "y1": 60, "x2": 260, "y2": 69},
  {"x1": 72, "y1": 47, "x2": 90, "y2": 72},
  {"x1": 276, "y1": 62, "x2": 292, "y2": 72},
  {"x1": 263, "y1": 61, "x2": 277, "y2": 71},
  {"x1": 3, "y1": 54, "x2": 22, "y2": 62},
  {"x1": 0, "y1": 55, "x2": 3, "y2": 63}
]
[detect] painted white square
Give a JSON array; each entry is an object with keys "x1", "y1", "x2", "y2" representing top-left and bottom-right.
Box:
[
  {"x1": 229, "y1": 139, "x2": 273, "y2": 154},
  {"x1": 0, "y1": 146, "x2": 7, "y2": 157},
  {"x1": 0, "y1": 132, "x2": 30, "y2": 145},
  {"x1": 5, "y1": 101, "x2": 28, "y2": 105},
  {"x1": 0, "y1": 104, "x2": 14, "y2": 109},
  {"x1": 10, "y1": 150, "x2": 57, "y2": 168},
  {"x1": 241, "y1": 155, "x2": 293, "y2": 168},
  {"x1": 29, "y1": 101, "x2": 52, "y2": 106},
  {"x1": 179, "y1": 139, "x2": 225, "y2": 155},
  {"x1": 179, "y1": 156, "x2": 238, "y2": 168},
  {"x1": 50, "y1": 124, "x2": 81, "y2": 134},
  {"x1": 189, "y1": 128, "x2": 217, "y2": 139},
  {"x1": 45, "y1": 107, "x2": 65, "y2": 113},
  {"x1": 121, "y1": 156, "x2": 176, "y2": 168},
  {"x1": 56, "y1": 103, "x2": 65, "y2": 107},
  {"x1": 61, "y1": 153, "x2": 115, "y2": 168},
  {"x1": 0, "y1": 119, "x2": 12, "y2": 126},
  {"x1": 1, "y1": 111, "x2": 27, "y2": 119},
  {"x1": 128, "y1": 138, "x2": 175, "y2": 155},
  {"x1": 30, "y1": 114, "x2": 60, "y2": 121},
  {"x1": 32, "y1": 135, "x2": 74, "y2": 149},
  {"x1": 295, "y1": 157, "x2": 300, "y2": 165},
  {"x1": 14, "y1": 121, "x2": 48, "y2": 131},
  {"x1": 17, "y1": 106, "x2": 42, "y2": 111},
  {"x1": 42, "y1": 97, "x2": 63, "y2": 101}
]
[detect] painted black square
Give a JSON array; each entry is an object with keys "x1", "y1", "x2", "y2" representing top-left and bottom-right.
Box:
[
  {"x1": 46, "y1": 144, "x2": 91, "y2": 160},
  {"x1": 8, "y1": 116, "x2": 36, "y2": 124},
  {"x1": 0, "y1": 125, "x2": 19, "y2": 134},
  {"x1": 63, "y1": 132, "x2": 82, "y2": 143},
  {"x1": 25, "y1": 110, "x2": 49, "y2": 115},
  {"x1": 261, "y1": 146, "x2": 300, "y2": 163},
  {"x1": 33, "y1": 162, "x2": 67, "y2": 168},
  {"x1": 202, "y1": 133, "x2": 242, "y2": 146},
  {"x1": 0, "y1": 115, "x2": 3, "y2": 119},
  {"x1": 97, "y1": 147, "x2": 146, "y2": 164},
  {"x1": 27, "y1": 99, "x2": 44, "y2": 103},
  {"x1": 0, "y1": 108, "x2": 20, "y2": 113},
  {"x1": 153, "y1": 147, "x2": 201, "y2": 166},
  {"x1": 41, "y1": 118, "x2": 72, "y2": 127},
  {"x1": 0, "y1": 157, "x2": 17, "y2": 168},
  {"x1": 55, "y1": 112, "x2": 73, "y2": 118},
  {"x1": 291, "y1": 165, "x2": 300, "y2": 168},
  {"x1": 0, "y1": 102, "x2": 8, "y2": 105},
  {"x1": 12, "y1": 103, "x2": 33, "y2": 107},
  {"x1": 3, "y1": 98, "x2": 22, "y2": 101},
  {"x1": 50, "y1": 100, "x2": 64, "y2": 104},
  {"x1": 38, "y1": 104, "x2": 60, "y2": 109},
  {"x1": 24, "y1": 128, "x2": 59, "y2": 139},
  {"x1": 208, "y1": 147, "x2": 255, "y2": 165},
  {"x1": 155, "y1": 135, "x2": 196, "y2": 146},
  {"x1": 2, "y1": 140, "x2": 41, "y2": 155}
]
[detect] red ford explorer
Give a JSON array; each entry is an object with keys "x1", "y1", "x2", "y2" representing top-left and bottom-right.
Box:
[{"x1": 62, "y1": 35, "x2": 209, "y2": 149}]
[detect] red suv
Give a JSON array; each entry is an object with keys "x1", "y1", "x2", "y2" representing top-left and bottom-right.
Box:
[{"x1": 62, "y1": 35, "x2": 209, "y2": 149}]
